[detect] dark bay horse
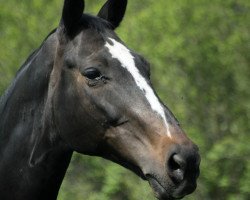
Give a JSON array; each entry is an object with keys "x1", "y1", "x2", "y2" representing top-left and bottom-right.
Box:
[{"x1": 0, "y1": 0, "x2": 200, "y2": 199}]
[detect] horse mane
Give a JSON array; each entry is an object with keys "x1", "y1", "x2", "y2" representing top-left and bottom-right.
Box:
[
  {"x1": 15, "y1": 29, "x2": 57, "y2": 77},
  {"x1": 80, "y1": 14, "x2": 112, "y2": 32},
  {"x1": 0, "y1": 28, "x2": 57, "y2": 117}
]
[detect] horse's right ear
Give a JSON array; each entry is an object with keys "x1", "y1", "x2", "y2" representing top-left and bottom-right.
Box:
[{"x1": 60, "y1": 0, "x2": 85, "y2": 36}]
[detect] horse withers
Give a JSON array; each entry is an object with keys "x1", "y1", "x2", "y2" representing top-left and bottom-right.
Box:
[{"x1": 0, "y1": 0, "x2": 200, "y2": 199}]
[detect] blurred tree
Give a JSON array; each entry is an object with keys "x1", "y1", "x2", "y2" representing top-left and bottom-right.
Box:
[{"x1": 0, "y1": 0, "x2": 249, "y2": 199}]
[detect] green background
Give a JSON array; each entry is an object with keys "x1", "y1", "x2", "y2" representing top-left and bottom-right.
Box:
[{"x1": 0, "y1": 0, "x2": 249, "y2": 199}]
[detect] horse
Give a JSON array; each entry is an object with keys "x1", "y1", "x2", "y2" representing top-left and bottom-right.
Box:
[{"x1": 0, "y1": 0, "x2": 200, "y2": 199}]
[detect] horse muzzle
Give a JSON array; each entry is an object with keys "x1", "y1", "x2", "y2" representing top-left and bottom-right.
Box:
[
  {"x1": 101, "y1": 124, "x2": 200, "y2": 199},
  {"x1": 144, "y1": 143, "x2": 200, "y2": 200}
]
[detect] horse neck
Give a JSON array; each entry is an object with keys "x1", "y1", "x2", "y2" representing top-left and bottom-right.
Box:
[{"x1": 0, "y1": 33, "x2": 73, "y2": 200}]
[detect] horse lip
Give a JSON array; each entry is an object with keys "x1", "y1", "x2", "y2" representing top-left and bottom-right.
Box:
[
  {"x1": 146, "y1": 175, "x2": 175, "y2": 200},
  {"x1": 146, "y1": 174, "x2": 188, "y2": 200}
]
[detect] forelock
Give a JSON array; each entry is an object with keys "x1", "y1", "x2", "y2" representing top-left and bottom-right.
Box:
[{"x1": 80, "y1": 14, "x2": 112, "y2": 33}]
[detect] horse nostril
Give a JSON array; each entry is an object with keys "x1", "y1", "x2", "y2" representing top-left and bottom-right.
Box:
[
  {"x1": 167, "y1": 144, "x2": 200, "y2": 186},
  {"x1": 173, "y1": 154, "x2": 186, "y2": 169},
  {"x1": 168, "y1": 154, "x2": 186, "y2": 183},
  {"x1": 169, "y1": 154, "x2": 186, "y2": 171}
]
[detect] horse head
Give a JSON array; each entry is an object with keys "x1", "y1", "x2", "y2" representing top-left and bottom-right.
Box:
[{"x1": 30, "y1": 1, "x2": 200, "y2": 199}]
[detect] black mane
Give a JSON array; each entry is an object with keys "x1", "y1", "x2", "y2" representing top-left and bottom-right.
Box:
[
  {"x1": 15, "y1": 29, "x2": 57, "y2": 77},
  {"x1": 80, "y1": 14, "x2": 112, "y2": 32}
]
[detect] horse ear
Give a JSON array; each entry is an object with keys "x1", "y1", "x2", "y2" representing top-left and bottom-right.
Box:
[
  {"x1": 97, "y1": 0, "x2": 127, "y2": 29},
  {"x1": 60, "y1": 0, "x2": 85, "y2": 36}
]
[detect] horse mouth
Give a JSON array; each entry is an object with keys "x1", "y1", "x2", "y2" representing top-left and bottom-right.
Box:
[
  {"x1": 146, "y1": 175, "x2": 174, "y2": 200},
  {"x1": 146, "y1": 175, "x2": 188, "y2": 200}
]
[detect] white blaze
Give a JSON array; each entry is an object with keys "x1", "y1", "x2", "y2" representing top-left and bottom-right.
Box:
[{"x1": 105, "y1": 38, "x2": 171, "y2": 137}]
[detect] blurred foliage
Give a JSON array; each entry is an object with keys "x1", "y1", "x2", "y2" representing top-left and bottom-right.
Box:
[{"x1": 0, "y1": 0, "x2": 249, "y2": 199}]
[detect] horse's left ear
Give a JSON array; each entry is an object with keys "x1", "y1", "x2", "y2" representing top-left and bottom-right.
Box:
[
  {"x1": 60, "y1": 0, "x2": 85, "y2": 36},
  {"x1": 97, "y1": 0, "x2": 127, "y2": 29}
]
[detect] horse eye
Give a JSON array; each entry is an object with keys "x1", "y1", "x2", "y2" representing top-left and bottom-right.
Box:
[{"x1": 83, "y1": 68, "x2": 102, "y2": 80}]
